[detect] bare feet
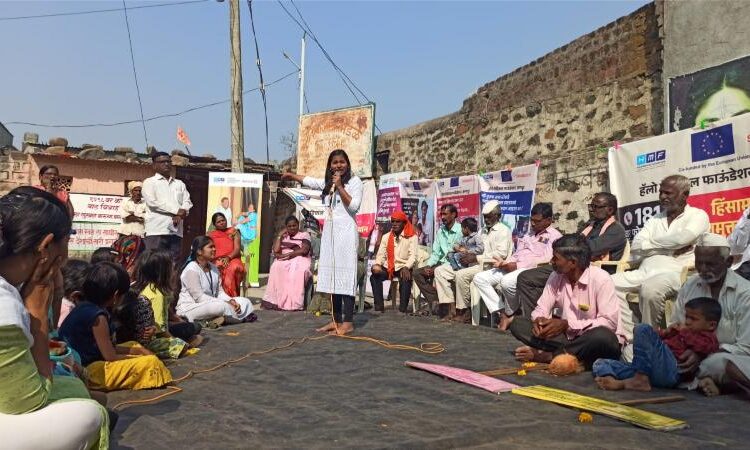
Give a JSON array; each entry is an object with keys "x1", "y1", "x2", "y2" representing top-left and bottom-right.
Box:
[
  {"x1": 514, "y1": 345, "x2": 553, "y2": 363},
  {"x1": 331, "y1": 322, "x2": 354, "y2": 335},
  {"x1": 188, "y1": 334, "x2": 204, "y2": 348},
  {"x1": 699, "y1": 377, "x2": 721, "y2": 397},
  {"x1": 498, "y1": 313, "x2": 514, "y2": 331},
  {"x1": 316, "y1": 321, "x2": 337, "y2": 333},
  {"x1": 595, "y1": 376, "x2": 625, "y2": 390},
  {"x1": 623, "y1": 373, "x2": 652, "y2": 391}
]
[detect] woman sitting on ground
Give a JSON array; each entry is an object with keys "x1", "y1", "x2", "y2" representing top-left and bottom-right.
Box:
[
  {"x1": 262, "y1": 216, "x2": 312, "y2": 311},
  {"x1": 176, "y1": 236, "x2": 255, "y2": 327},
  {"x1": 0, "y1": 186, "x2": 109, "y2": 448},
  {"x1": 208, "y1": 212, "x2": 246, "y2": 297},
  {"x1": 134, "y1": 249, "x2": 202, "y2": 345}
]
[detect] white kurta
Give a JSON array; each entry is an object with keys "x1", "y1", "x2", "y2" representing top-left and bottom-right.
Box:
[
  {"x1": 728, "y1": 206, "x2": 750, "y2": 270},
  {"x1": 303, "y1": 176, "x2": 363, "y2": 296}
]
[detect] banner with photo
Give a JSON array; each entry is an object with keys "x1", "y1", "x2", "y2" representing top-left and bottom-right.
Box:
[
  {"x1": 669, "y1": 55, "x2": 750, "y2": 132},
  {"x1": 375, "y1": 171, "x2": 411, "y2": 224},
  {"x1": 400, "y1": 180, "x2": 437, "y2": 247},
  {"x1": 609, "y1": 113, "x2": 750, "y2": 240},
  {"x1": 281, "y1": 179, "x2": 378, "y2": 240},
  {"x1": 69, "y1": 193, "x2": 125, "y2": 253},
  {"x1": 479, "y1": 164, "x2": 539, "y2": 238},
  {"x1": 206, "y1": 172, "x2": 264, "y2": 288}
]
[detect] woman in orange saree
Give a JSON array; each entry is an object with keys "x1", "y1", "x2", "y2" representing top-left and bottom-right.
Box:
[{"x1": 208, "y1": 213, "x2": 246, "y2": 297}]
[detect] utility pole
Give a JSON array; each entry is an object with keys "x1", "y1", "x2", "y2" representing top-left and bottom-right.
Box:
[
  {"x1": 283, "y1": 32, "x2": 307, "y2": 118},
  {"x1": 229, "y1": 0, "x2": 244, "y2": 172}
]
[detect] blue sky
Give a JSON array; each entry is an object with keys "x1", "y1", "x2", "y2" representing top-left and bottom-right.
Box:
[{"x1": 0, "y1": 0, "x2": 649, "y2": 163}]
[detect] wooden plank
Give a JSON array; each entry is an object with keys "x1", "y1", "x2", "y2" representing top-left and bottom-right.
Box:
[
  {"x1": 511, "y1": 385, "x2": 687, "y2": 431},
  {"x1": 618, "y1": 395, "x2": 685, "y2": 406}
]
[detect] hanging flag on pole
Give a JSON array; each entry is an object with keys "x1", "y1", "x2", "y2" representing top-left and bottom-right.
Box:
[{"x1": 176, "y1": 126, "x2": 191, "y2": 146}]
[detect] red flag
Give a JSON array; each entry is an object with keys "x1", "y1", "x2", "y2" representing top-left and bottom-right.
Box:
[{"x1": 176, "y1": 126, "x2": 191, "y2": 146}]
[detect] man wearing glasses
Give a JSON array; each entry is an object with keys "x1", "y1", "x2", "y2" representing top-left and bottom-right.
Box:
[
  {"x1": 515, "y1": 192, "x2": 627, "y2": 320},
  {"x1": 142, "y1": 152, "x2": 193, "y2": 263}
]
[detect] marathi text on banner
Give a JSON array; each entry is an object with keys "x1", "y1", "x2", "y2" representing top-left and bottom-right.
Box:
[
  {"x1": 479, "y1": 164, "x2": 539, "y2": 237},
  {"x1": 70, "y1": 193, "x2": 125, "y2": 224},
  {"x1": 609, "y1": 113, "x2": 750, "y2": 238}
]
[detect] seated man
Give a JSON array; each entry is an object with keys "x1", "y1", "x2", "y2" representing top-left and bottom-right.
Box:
[
  {"x1": 510, "y1": 234, "x2": 623, "y2": 368},
  {"x1": 516, "y1": 192, "x2": 626, "y2": 318},
  {"x1": 370, "y1": 211, "x2": 418, "y2": 313},
  {"x1": 413, "y1": 204, "x2": 462, "y2": 316},
  {"x1": 668, "y1": 233, "x2": 750, "y2": 397},
  {"x1": 613, "y1": 174, "x2": 709, "y2": 344},
  {"x1": 728, "y1": 205, "x2": 750, "y2": 281},
  {"x1": 473, "y1": 202, "x2": 561, "y2": 330},
  {"x1": 434, "y1": 201, "x2": 514, "y2": 323}
]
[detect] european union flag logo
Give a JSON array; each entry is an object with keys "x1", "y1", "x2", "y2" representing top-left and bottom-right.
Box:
[
  {"x1": 500, "y1": 170, "x2": 512, "y2": 182},
  {"x1": 450, "y1": 177, "x2": 459, "y2": 188},
  {"x1": 691, "y1": 123, "x2": 735, "y2": 162},
  {"x1": 412, "y1": 182, "x2": 421, "y2": 190}
]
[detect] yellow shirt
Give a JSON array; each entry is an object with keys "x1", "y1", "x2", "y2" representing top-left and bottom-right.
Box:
[{"x1": 140, "y1": 284, "x2": 168, "y2": 333}]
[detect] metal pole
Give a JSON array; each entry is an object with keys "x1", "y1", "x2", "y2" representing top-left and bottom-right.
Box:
[
  {"x1": 229, "y1": 0, "x2": 245, "y2": 173},
  {"x1": 299, "y1": 32, "x2": 306, "y2": 117}
]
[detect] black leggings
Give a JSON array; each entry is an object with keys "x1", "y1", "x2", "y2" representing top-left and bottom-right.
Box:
[
  {"x1": 169, "y1": 321, "x2": 202, "y2": 341},
  {"x1": 332, "y1": 294, "x2": 355, "y2": 323}
]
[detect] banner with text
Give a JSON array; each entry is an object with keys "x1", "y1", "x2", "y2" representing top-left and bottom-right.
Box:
[
  {"x1": 207, "y1": 172, "x2": 264, "y2": 287},
  {"x1": 69, "y1": 193, "x2": 124, "y2": 252},
  {"x1": 436, "y1": 175, "x2": 481, "y2": 226},
  {"x1": 609, "y1": 113, "x2": 750, "y2": 239},
  {"x1": 376, "y1": 171, "x2": 411, "y2": 224},
  {"x1": 479, "y1": 164, "x2": 539, "y2": 238}
]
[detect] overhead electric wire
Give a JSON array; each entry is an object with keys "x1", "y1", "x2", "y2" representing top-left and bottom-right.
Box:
[
  {"x1": 6, "y1": 70, "x2": 298, "y2": 129},
  {"x1": 247, "y1": 0, "x2": 271, "y2": 164},
  {"x1": 122, "y1": 0, "x2": 149, "y2": 148},
  {"x1": 0, "y1": 0, "x2": 209, "y2": 22},
  {"x1": 278, "y1": 0, "x2": 382, "y2": 133}
]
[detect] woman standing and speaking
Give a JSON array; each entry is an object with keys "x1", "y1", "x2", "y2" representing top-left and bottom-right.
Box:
[{"x1": 282, "y1": 149, "x2": 363, "y2": 335}]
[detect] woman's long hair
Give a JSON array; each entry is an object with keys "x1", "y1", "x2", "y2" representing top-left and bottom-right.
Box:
[
  {"x1": 321, "y1": 149, "x2": 352, "y2": 203},
  {"x1": 0, "y1": 186, "x2": 71, "y2": 259},
  {"x1": 133, "y1": 249, "x2": 174, "y2": 299}
]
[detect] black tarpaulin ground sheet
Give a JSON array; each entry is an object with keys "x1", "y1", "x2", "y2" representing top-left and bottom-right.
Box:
[{"x1": 109, "y1": 311, "x2": 749, "y2": 449}]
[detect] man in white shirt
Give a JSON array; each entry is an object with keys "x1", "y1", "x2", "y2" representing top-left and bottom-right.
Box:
[
  {"x1": 118, "y1": 181, "x2": 147, "y2": 237},
  {"x1": 613, "y1": 174, "x2": 710, "y2": 345},
  {"x1": 142, "y1": 152, "x2": 193, "y2": 263},
  {"x1": 668, "y1": 233, "x2": 750, "y2": 396},
  {"x1": 729, "y1": 205, "x2": 750, "y2": 281},
  {"x1": 215, "y1": 197, "x2": 233, "y2": 226},
  {"x1": 434, "y1": 200, "x2": 514, "y2": 323}
]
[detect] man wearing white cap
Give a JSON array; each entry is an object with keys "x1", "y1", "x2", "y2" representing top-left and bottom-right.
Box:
[
  {"x1": 118, "y1": 180, "x2": 147, "y2": 238},
  {"x1": 668, "y1": 232, "x2": 750, "y2": 397},
  {"x1": 434, "y1": 200, "x2": 514, "y2": 323}
]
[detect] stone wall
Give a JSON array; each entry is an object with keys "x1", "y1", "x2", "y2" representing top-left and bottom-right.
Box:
[
  {"x1": 0, "y1": 151, "x2": 31, "y2": 194},
  {"x1": 375, "y1": 3, "x2": 662, "y2": 233}
]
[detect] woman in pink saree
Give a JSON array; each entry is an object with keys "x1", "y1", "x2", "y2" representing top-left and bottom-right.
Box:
[{"x1": 262, "y1": 216, "x2": 312, "y2": 311}]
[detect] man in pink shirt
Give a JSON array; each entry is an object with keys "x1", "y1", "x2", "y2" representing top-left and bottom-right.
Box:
[
  {"x1": 510, "y1": 234, "x2": 624, "y2": 368},
  {"x1": 473, "y1": 203, "x2": 562, "y2": 330}
]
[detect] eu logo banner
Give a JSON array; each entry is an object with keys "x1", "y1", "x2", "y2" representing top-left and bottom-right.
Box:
[{"x1": 690, "y1": 123, "x2": 735, "y2": 162}]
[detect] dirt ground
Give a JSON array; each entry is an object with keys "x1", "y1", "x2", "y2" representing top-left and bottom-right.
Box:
[{"x1": 109, "y1": 310, "x2": 749, "y2": 449}]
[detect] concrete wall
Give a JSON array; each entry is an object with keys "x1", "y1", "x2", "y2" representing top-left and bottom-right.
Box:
[
  {"x1": 376, "y1": 3, "x2": 662, "y2": 233},
  {"x1": 0, "y1": 125, "x2": 12, "y2": 148},
  {"x1": 661, "y1": 0, "x2": 750, "y2": 130}
]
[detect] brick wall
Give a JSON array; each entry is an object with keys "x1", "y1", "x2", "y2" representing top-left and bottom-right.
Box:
[
  {"x1": 376, "y1": 3, "x2": 663, "y2": 233},
  {"x1": 0, "y1": 151, "x2": 32, "y2": 194}
]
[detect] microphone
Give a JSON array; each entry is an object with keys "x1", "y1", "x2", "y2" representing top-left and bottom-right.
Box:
[{"x1": 329, "y1": 170, "x2": 340, "y2": 195}]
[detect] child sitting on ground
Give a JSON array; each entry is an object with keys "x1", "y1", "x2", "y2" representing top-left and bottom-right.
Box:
[
  {"x1": 58, "y1": 262, "x2": 172, "y2": 391},
  {"x1": 134, "y1": 250, "x2": 203, "y2": 345},
  {"x1": 57, "y1": 259, "x2": 90, "y2": 328},
  {"x1": 446, "y1": 217, "x2": 483, "y2": 271},
  {"x1": 592, "y1": 297, "x2": 720, "y2": 392},
  {"x1": 113, "y1": 290, "x2": 191, "y2": 359}
]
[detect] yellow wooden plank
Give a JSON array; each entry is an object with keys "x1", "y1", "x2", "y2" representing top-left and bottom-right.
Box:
[{"x1": 511, "y1": 385, "x2": 687, "y2": 431}]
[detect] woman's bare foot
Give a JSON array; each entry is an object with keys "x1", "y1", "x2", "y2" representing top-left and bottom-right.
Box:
[
  {"x1": 316, "y1": 321, "x2": 337, "y2": 333},
  {"x1": 331, "y1": 322, "x2": 354, "y2": 335},
  {"x1": 514, "y1": 345, "x2": 553, "y2": 363},
  {"x1": 498, "y1": 313, "x2": 514, "y2": 331},
  {"x1": 699, "y1": 377, "x2": 721, "y2": 397},
  {"x1": 595, "y1": 376, "x2": 625, "y2": 390}
]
